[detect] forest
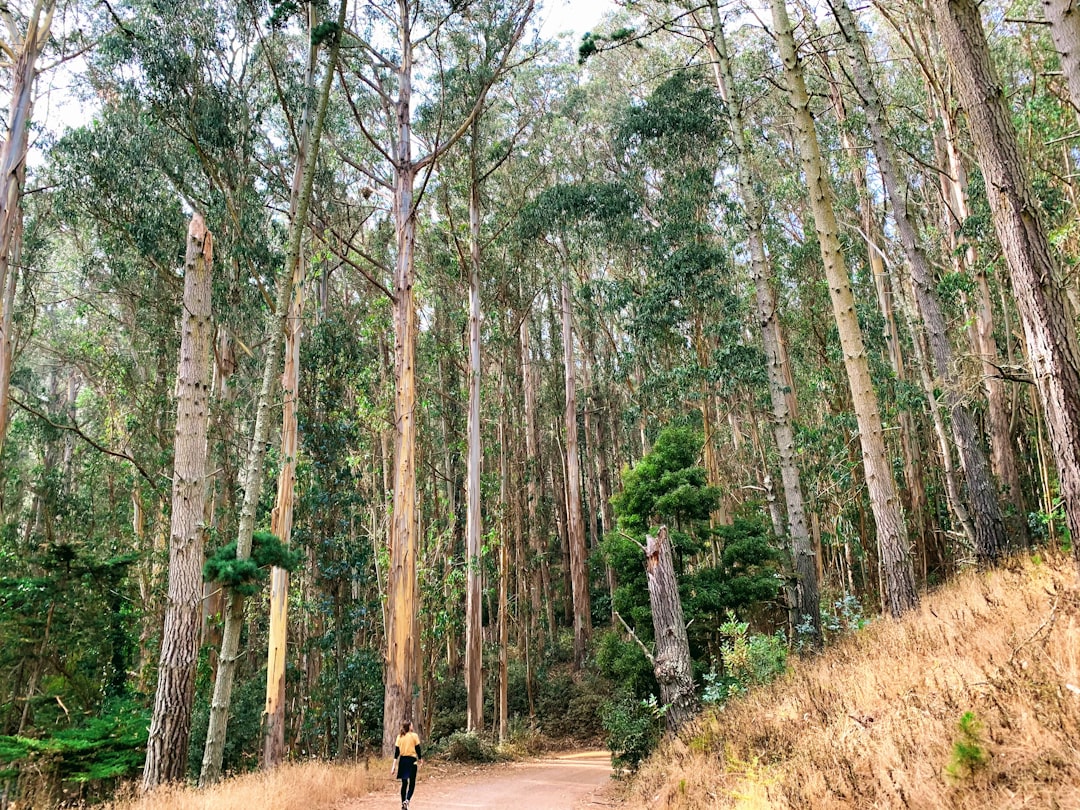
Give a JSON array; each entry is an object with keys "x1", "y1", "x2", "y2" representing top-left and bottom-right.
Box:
[{"x1": 2, "y1": 0, "x2": 1080, "y2": 803}]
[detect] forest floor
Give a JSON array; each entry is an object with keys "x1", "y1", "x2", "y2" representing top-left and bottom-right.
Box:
[{"x1": 337, "y1": 750, "x2": 615, "y2": 810}]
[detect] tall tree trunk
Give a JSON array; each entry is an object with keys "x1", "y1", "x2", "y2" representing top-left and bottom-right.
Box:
[
  {"x1": 142, "y1": 214, "x2": 215, "y2": 790},
  {"x1": 464, "y1": 133, "x2": 484, "y2": 734},
  {"x1": 831, "y1": 0, "x2": 1007, "y2": 565},
  {"x1": 645, "y1": 526, "x2": 697, "y2": 733},
  {"x1": 201, "y1": 2, "x2": 344, "y2": 781},
  {"x1": 931, "y1": 0, "x2": 1080, "y2": 562},
  {"x1": 520, "y1": 310, "x2": 546, "y2": 653},
  {"x1": 261, "y1": 267, "x2": 303, "y2": 769},
  {"x1": 770, "y1": 0, "x2": 918, "y2": 617},
  {"x1": 1044, "y1": 0, "x2": 1080, "y2": 112},
  {"x1": 497, "y1": 382, "x2": 510, "y2": 742},
  {"x1": 561, "y1": 280, "x2": 591, "y2": 666},
  {"x1": 384, "y1": 8, "x2": 421, "y2": 753},
  {"x1": 929, "y1": 87, "x2": 1028, "y2": 543},
  {"x1": 705, "y1": 6, "x2": 820, "y2": 646},
  {"x1": 0, "y1": 0, "x2": 55, "y2": 460}
]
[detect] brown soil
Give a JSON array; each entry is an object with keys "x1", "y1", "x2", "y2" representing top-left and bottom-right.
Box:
[{"x1": 337, "y1": 750, "x2": 615, "y2": 810}]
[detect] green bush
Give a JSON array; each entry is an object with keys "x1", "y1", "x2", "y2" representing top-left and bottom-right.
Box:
[
  {"x1": 600, "y1": 692, "x2": 662, "y2": 773},
  {"x1": 444, "y1": 731, "x2": 500, "y2": 763},
  {"x1": 0, "y1": 698, "x2": 148, "y2": 802},
  {"x1": 595, "y1": 630, "x2": 657, "y2": 701},
  {"x1": 702, "y1": 616, "x2": 787, "y2": 704}
]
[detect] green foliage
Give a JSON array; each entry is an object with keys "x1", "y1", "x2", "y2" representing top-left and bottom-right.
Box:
[
  {"x1": 515, "y1": 181, "x2": 638, "y2": 245},
  {"x1": 600, "y1": 692, "x2": 663, "y2": 772},
  {"x1": 700, "y1": 615, "x2": 787, "y2": 703},
  {"x1": 443, "y1": 731, "x2": 500, "y2": 763},
  {"x1": 578, "y1": 26, "x2": 641, "y2": 64},
  {"x1": 0, "y1": 699, "x2": 148, "y2": 785},
  {"x1": 612, "y1": 426, "x2": 719, "y2": 535},
  {"x1": 682, "y1": 517, "x2": 781, "y2": 648},
  {"x1": 822, "y1": 594, "x2": 867, "y2": 636},
  {"x1": 311, "y1": 21, "x2": 341, "y2": 47},
  {"x1": 946, "y1": 712, "x2": 989, "y2": 780},
  {"x1": 595, "y1": 631, "x2": 657, "y2": 701},
  {"x1": 268, "y1": 0, "x2": 301, "y2": 28},
  {"x1": 202, "y1": 531, "x2": 300, "y2": 597},
  {"x1": 533, "y1": 666, "x2": 612, "y2": 739}
]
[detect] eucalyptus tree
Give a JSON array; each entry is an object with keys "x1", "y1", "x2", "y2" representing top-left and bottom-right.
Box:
[
  {"x1": 931, "y1": 0, "x2": 1080, "y2": 563},
  {"x1": 0, "y1": 0, "x2": 100, "y2": 478},
  {"x1": 259, "y1": 0, "x2": 348, "y2": 771},
  {"x1": 333, "y1": 0, "x2": 534, "y2": 752},
  {"x1": 434, "y1": 20, "x2": 544, "y2": 730},
  {"x1": 769, "y1": 0, "x2": 918, "y2": 617},
  {"x1": 681, "y1": 0, "x2": 820, "y2": 643},
  {"x1": 827, "y1": 0, "x2": 1007, "y2": 565}
]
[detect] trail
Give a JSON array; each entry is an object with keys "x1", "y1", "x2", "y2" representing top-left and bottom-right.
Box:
[{"x1": 340, "y1": 750, "x2": 614, "y2": 810}]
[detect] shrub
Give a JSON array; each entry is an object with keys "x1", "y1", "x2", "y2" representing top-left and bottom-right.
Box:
[
  {"x1": 0, "y1": 698, "x2": 148, "y2": 804},
  {"x1": 946, "y1": 711, "x2": 989, "y2": 780},
  {"x1": 601, "y1": 692, "x2": 663, "y2": 773},
  {"x1": 595, "y1": 630, "x2": 657, "y2": 701},
  {"x1": 443, "y1": 731, "x2": 500, "y2": 763},
  {"x1": 822, "y1": 593, "x2": 867, "y2": 636},
  {"x1": 702, "y1": 616, "x2": 787, "y2": 704}
]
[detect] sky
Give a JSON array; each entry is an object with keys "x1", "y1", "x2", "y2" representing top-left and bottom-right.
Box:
[
  {"x1": 29, "y1": 1, "x2": 623, "y2": 163},
  {"x1": 538, "y1": 0, "x2": 621, "y2": 40}
]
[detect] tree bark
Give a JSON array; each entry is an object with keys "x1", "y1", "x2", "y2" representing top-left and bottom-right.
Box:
[
  {"x1": 705, "y1": 5, "x2": 820, "y2": 646},
  {"x1": 142, "y1": 213, "x2": 214, "y2": 790},
  {"x1": 831, "y1": 0, "x2": 1007, "y2": 565},
  {"x1": 931, "y1": 0, "x2": 1080, "y2": 563},
  {"x1": 0, "y1": 0, "x2": 55, "y2": 459},
  {"x1": 561, "y1": 280, "x2": 591, "y2": 666},
  {"x1": 384, "y1": 4, "x2": 421, "y2": 751},
  {"x1": 770, "y1": 0, "x2": 919, "y2": 617},
  {"x1": 645, "y1": 526, "x2": 698, "y2": 733},
  {"x1": 1044, "y1": 0, "x2": 1080, "y2": 112},
  {"x1": 520, "y1": 310, "x2": 546, "y2": 653},
  {"x1": 464, "y1": 128, "x2": 484, "y2": 734},
  {"x1": 498, "y1": 386, "x2": 510, "y2": 742},
  {"x1": 929, "y1": 84, "x2": 1028, "y2": 543}
]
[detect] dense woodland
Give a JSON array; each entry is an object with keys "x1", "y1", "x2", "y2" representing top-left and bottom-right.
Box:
[{"x1": 3, "y1": 0, "x2": 1080, "y2": 802}]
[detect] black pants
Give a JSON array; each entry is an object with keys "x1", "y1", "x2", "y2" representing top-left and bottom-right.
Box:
[{"x1": 398, "y1": 756, "x2": 417, "y2": 802}]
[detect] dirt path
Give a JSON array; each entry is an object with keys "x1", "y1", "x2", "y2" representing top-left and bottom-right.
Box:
[{"x1": 339, "y1": 750, "x2": 614, "y2": 810}]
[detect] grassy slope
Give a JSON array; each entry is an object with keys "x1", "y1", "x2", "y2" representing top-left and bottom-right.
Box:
[{"x1": 623, "y1": 552, "x2": 1080, "y2": 809}]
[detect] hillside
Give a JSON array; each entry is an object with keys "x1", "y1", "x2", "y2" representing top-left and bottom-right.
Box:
[{"x1": 621, "y1": 553, "x2": 1080, "y2": 809}]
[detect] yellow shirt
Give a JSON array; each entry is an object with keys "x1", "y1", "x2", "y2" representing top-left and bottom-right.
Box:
[{"x1": 395, "y1": 731, "x2": 420, "y2": 759}]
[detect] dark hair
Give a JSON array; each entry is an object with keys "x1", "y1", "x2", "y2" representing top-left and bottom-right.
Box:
[{"x1": 401, "y1": 720, "x2": 411, "y2": 735}]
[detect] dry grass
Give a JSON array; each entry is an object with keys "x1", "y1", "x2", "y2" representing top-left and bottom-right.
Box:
[
  {"x1": 96, "y1": 759, "x2": 388, "y2": 810},
  {"x1": 623, "y1": 551, "x2": 1080, "y2": 809}
]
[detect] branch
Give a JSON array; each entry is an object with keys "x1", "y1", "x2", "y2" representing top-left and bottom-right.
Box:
[
  {"x1": 614, "y1": 610, "x2": 655, "y2": 666},
  {"x1": 9, "y1": 392, "x2": 160, "y2": 490},
  {"x1": 619, "y1": 529, "x2": 647, "y2": 552}
]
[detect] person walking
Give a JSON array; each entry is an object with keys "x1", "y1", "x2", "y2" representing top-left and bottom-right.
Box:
[{"x1": 390, "y1": 720, "x2": 423, "y2": 809}]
